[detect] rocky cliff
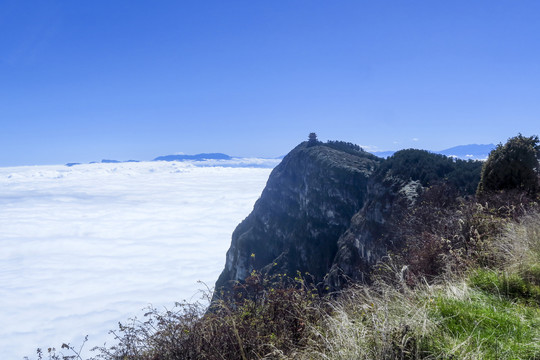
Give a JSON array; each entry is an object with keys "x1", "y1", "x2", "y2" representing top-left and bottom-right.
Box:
[
  {"x1": 215, "y1": 142, "x2": 482, "y2": 294},
  {"x1": 215, "y1": 142, "x2": 380, "y2": 291}
]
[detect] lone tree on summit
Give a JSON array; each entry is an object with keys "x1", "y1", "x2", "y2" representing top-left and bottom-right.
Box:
[{"x1": 308, "y1": 132, "x2": 318, "y2": 147}]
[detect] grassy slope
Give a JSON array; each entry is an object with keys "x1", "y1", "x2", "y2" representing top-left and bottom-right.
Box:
[{"x1": 294, "y1": 213, "x2": 540, "y2": 360}]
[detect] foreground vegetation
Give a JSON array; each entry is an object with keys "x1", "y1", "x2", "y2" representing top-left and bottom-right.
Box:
[
  {"x1": 36, "y1": 211, "x2": 540, "y2": 360},
  {"x1": 34, "y1": 135, "x2": 540, "y2": 359}
]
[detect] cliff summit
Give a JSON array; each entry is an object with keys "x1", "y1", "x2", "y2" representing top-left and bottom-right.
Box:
[{"x1": 216, "y1": 140, "x2": 484, "y2": 294}]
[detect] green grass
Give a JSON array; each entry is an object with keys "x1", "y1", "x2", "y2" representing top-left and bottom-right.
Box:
[
  {"x1": 469, "y1": 268, "x2": 540, "y2": 304},
  {"x1": 292, "y1": 280, "x2": 540, "y2": 360},
  {"x1": 428, "y1": 283, "x2": 540, "y2": 359}
]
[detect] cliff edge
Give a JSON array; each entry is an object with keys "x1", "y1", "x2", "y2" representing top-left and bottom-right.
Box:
[
  {"x1": 215, "y1": 142, "x2": 482, "y2": 294},
  {"x1": 215, "y1": 141, "x2": 380, "y2": 291}
]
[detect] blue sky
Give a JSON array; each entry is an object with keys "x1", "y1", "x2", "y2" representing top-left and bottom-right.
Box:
[{"x1": 1, "y1": 1, "x2": 539, "y2": 166}]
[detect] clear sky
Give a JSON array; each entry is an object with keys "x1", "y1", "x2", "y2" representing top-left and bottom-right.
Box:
[{"x1": 1, "y1": 1, "x2": 539, "y2": 166}]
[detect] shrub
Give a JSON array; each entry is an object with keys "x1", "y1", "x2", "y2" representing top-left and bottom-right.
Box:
[
  {"x1": 88, "y1": 274, "x2": 321, "y2": 360},
  {"x1": 477, "y1": 134, "x2": 540, "y2": 197}
]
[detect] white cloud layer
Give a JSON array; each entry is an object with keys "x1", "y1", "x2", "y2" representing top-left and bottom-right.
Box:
[{"x1": 0, "y1": 161, "x2": 273, "y2": 359}]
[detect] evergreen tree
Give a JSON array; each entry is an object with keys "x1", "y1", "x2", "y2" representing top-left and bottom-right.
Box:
[{"x1": 477, "y1": 134, "x2": 540, "y2": 196}]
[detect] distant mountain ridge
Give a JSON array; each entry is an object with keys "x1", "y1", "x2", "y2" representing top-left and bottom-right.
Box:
[
  {"x1": 372, "y1": 143, "x2": 495, "y2": 160},
  {"x1": 153, "y1": 153, "x2": 232, "y2": 161},
  {"x1": 64, "y1": 155, "x2": 280, "y2": 169},
  {"x1": 437, "y1": 144, "x2": 495, "y2": 159},
  {"x1": 64, "y1": 144, "x2": 495, "y2": 167}
]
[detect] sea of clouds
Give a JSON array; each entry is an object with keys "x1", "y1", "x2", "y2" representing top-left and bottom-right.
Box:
[{"x1": 0, "y1": 159, "x2": 278, "y2": 359}]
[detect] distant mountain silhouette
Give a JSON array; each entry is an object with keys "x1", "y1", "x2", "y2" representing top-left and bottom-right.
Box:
[
  {"x1": 371, "y1": 151, "x2": 396, "y2": 158},
  {"x1": 65, "y1": 159, "x2": 140, "y2": 166},
  {"x1": 437, "y1": 144, "x2": 494, "y2": 159},
  {"x1": 64, "y1": 144, "x2": 495, "y2": 168},
  {"x1": 153, "y1": 153, "x2": 232, "y2": 161}
]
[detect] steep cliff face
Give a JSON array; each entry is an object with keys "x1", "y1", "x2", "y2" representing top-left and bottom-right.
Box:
[
  {"x1": 215, "y1": 144, "x2": 482, "y2": 294},
  {"x1": 326, "y1": 170, "x2": 421, "y2": 288},
  {"x1": 215, "y1": 142, "x2": 380, "y2": 291}
]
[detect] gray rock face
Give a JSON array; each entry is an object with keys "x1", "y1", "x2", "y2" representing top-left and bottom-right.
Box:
[
  {"x1": 214, "y1": 144, "x2": 482, "y2": 294},
  {"x1": 215, "y1": 142, "x2": 380, "y2": 291},
  {"x1": 326, "y1": 175, "x2": 421, "y2": 288}
]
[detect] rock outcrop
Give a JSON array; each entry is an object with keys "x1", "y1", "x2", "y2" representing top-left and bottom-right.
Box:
[
  {"x1": 215, "y1": 143, "x2": 482, "y2": 294},
  {"x1": 215, "y1": 142, "x2": 380, "y2": 291},
  {"x1": 326, "y1": 173, "x2": 419, "y2": 288}
]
